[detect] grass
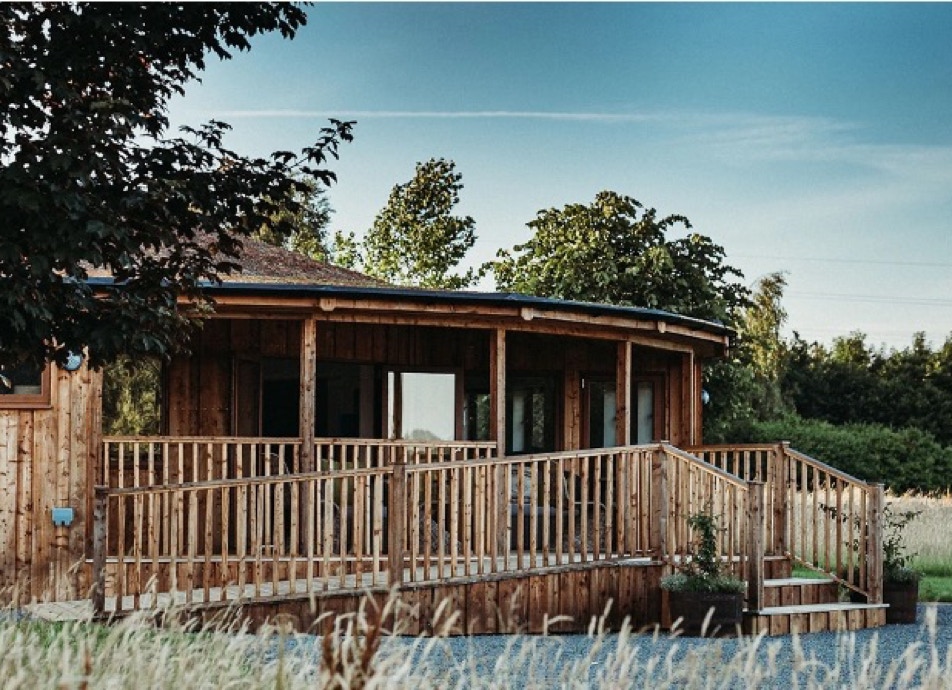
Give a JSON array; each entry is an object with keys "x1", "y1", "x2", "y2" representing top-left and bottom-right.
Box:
[
  {"x1": 887, "y1": 492, "x2": 952, "y2": 602},
  {"x1": 3, "y1": 601, "x2": 952, "y2": 689}
]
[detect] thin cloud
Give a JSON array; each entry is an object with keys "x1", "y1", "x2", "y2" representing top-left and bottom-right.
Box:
[{"x1": 212, "y1": 108, "x2": 668, "y2": 123}]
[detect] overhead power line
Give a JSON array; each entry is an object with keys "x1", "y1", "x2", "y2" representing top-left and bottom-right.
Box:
[
  {"x1": 788, "y1": 291, "x2": 952, "y2": 307},
  {"x1": 734, "y1": 254, "x2": 952, "y2": 269}
]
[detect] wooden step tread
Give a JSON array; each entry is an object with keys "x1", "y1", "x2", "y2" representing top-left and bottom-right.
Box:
[
  {"x1": 764, "y1": 577, "x2": 835, "y2": 587},
  {"x1": 749, "y1": 602, "x2": 887, "y2": 616}
]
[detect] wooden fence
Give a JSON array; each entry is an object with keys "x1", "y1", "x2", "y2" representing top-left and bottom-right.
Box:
[
  {"x1": 93, "y1": 443, "x2": 666, "y2": 613},
  {"x1": 689, "y1": 443, "x2": 884, "y2": 603},
  {"x1": 91, "y1": 439, "x2": 880, "y2": 615}
]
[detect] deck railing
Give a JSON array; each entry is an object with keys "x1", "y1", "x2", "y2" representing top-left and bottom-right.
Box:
[
  {"x1": 101, "y1": 437, "x2": 497, "y2": 487},
  {"x1": 92, "y1": 441, "x2": 667, "y2": 613},
  {"x1": 91, "y1": 438, "x2": 881, "y2": 615},
  {"x1": 689, "y1": 443, "x2": 884, "y2": 603}
]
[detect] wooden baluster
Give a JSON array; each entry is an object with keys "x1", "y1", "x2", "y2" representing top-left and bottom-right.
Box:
[{"x1": 650, "y1": 446, "x2": 668, "y2": 563}]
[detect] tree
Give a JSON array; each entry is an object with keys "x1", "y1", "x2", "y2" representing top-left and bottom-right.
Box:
[
  {"x1": 255, "y1": 178, "x2": 334, "y2": 262},
  {"x1": 489, "y1": 191, "x2": 748, "y2": 324},
  {"x1": 738, "y1": 272, "x2": 789, "y2": 382},
  {"x1": 343, "y1": 158, "x2": 477, "y2": 289},
  {"x1": 0, "y1": 3, "x2": 353, "y2": 370},
  {"x1": 703, "y1": 273, "x2": 791, "y2": 441}
]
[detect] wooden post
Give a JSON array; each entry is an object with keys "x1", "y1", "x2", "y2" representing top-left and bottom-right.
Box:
[
  {"x1": 91, "y1": 486, "x2": 108, "y2": 616},
  {"x1": 747, "y1": 480, "x2": 766, "y2": 613},
  {"x1": 867, "y1": 483, "x2": 885, "y2": 604},
  {"x1": 388, "y1": 458, "x2": 406, "y2": 587},
  {"x1": 615, "y1": 341, "x2": 632, "y2": 447},
  {"x1": 774, "y1": 442, "x2": 791, "y2": 557},
  {"x1": 489, "y1": 329, "x2": 506, "y2": 457},
  {"x1": 649, "y1": 445, "x2": 669, "y2": 561},
  {"x1": 299, "y1": 317, "x2": 318, "y2": 472},
  {"x1": 490, "y1": 329, "x2": 509, "y2": 555}
]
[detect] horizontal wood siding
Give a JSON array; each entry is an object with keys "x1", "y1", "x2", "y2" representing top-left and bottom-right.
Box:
[
  {"x1": 111, "y1": 562, "x2": 666, "y2": 636},
  {"x1": 0, "y1": 364, "x2": 101, "y2": 604}
]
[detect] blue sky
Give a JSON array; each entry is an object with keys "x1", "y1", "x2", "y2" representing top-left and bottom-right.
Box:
[{"x1": 167, "y1": 3, "x2": 952, "y2": 349}]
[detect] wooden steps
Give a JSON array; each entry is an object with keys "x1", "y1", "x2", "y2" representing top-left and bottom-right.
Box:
[
  {"x1": 743, "y1": 601, "x2": 887, "y2": 635},
  {"x1": 744, "y1": 570, "x2": 887, "y2": 635},
  {"x1": 763, "y1": 576, "x2": 840, "y2": 607}
]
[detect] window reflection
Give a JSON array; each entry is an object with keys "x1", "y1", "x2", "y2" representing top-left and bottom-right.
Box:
[
  {"x1": 388, "y1": 372, "x2": 457, "y2": 441},
  {"x1": 0, "y1": 362, "x2": 43, "y2": 395},
  {"x1": 588, "y1": 380, "x2": 617, "y2": 448}
]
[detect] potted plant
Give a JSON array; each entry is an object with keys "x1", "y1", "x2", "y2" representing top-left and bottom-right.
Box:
[
  {"x1": 881, "y1": 505, "x2": 922, "y2": 624},
  {"x1": 660, "y1": 509, "x2": 746, "y2": 635}
]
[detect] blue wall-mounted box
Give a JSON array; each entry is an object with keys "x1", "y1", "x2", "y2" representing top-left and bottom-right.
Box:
[{"x1": 52, "y1": 507, "x2": 74, "y2": 527}]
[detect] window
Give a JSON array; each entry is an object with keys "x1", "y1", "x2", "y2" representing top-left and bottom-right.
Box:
[
  {"x1": 634, "y1": 381, "x2": 655, "y2": 444},
  {"x1": 507, "y1": 377, "x2": 557, "y2": 454},
  {"x1": 0, "y1": 362, "x2": 51, "y2": 408},
  {"x1": 388, "y1": 371, "x2": 458, "y2": 441},
  {"x1": 587, "y1": 379, "x2": 617, "y2": 448}
]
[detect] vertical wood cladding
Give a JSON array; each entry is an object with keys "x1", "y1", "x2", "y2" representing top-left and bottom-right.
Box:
[{"x1": 0, "y1": 364, "x2": 101, "y2": 603}]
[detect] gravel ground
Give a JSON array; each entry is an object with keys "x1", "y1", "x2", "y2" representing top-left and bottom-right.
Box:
[{"x1": 279, "y1": 604, "x2": 952, "y2": 688}]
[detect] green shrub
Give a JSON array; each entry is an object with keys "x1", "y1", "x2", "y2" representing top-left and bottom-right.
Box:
[{"x1": 740, "y1": 415, "x2": 952, "y2": 493}]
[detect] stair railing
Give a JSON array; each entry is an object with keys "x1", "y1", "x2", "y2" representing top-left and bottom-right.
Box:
[{"x1": 689, "y1": 443, "x2": 884, "y2": 604}]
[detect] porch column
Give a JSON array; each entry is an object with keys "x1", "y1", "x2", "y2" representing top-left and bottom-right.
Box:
[
  {"x1": 681, "y1": 351, "x2": 697, "y2": 446},
  {"x1": 299, "y1": 317, "x2": 317, "y2": 472},
  {"x1": 489, "y1": 329, "x2": 506, "y2": 457},
  {"x1": 490, "y1": 328, "x2": 508, "y2": 555},
  {"x1": 615, "y1": 341, "x2": 632, "y2": 446}
]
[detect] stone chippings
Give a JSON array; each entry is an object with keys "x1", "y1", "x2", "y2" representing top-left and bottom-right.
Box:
[{"x1": 270, "y1": 604, "x2": 952, "y2": 688}]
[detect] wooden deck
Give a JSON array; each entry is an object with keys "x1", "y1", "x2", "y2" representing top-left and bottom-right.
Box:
[{"x1": 51, "y1": 439, "x2": 888, "y2": 636}]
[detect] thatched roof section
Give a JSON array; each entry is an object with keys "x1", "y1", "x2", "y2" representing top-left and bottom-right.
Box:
[{"x1": 222, "y1": 236, "x2": 385, "y2": 287}]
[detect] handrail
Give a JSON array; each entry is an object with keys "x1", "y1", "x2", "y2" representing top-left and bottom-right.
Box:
[
  {"x1": 103, "y1": 435, "x2": 302, "y2": 444},
  {"x1": 106, "y1": 465, "x2": 393, "y2": 495},
  {"x1": 690, "y1": 441, "x2": 882, "y2": 604},
  {"x1": 662, "y1": 444, "x2": 750, "y2": 489},
  {"x1": 782, "y1": 446, "x2": 870, "y2": 487}
]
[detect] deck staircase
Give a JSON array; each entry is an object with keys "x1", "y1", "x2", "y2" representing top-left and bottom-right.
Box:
[
  {"x1": 742, "y1": 558, "x2": 887, "y2": 635},
  {"x1": 676, "y1": 445, "x2": 890, "y2": 636}
]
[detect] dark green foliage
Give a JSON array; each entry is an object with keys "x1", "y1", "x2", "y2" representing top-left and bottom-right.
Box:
[
  {"x1": 660, "y1": 508, "x2": 745, "y2": 593},
  {"x1": 783, "y1": 331, "x2": 952, "y2": 447},
  {"x1": 102, "y1": 356, "x2": 161, "y2": 436},
  {"x1": 489, "y1": 191, "x2": 749, "y2": 324},
  {"x1": 0, "y1": 3, "x2": 353, "y2": 370},
  {"x1": 742, "y1": 415, "x2": 952, "y2": 493},
  {"x1": 703, "y1": 273, "x2": 793, "y2": 442},
  {"x1": 339, "y1": 158, "x2": 476, "y2": 288},
  {"x1": 882, "y1": 505, "x2": 922, "y2": 584},
  {"x1": 254, "y1": 178, "x2": 334, "y2": 262}
]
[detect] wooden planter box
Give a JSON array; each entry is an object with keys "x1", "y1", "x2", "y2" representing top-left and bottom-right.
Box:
[
  {"x1": 883, "y1": 581, "x2": 919, "y2": 624},
  {"x1": 667, "y1": 590, "x2": 744, "y2": 635}
]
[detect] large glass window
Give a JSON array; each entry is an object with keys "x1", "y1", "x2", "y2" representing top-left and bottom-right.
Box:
[
  {"x1": 388, "y1": 371, "x2": 457, "y2": 441},
  {"x1": 635, "y1": 381, "x2": 655, "y2": 444},
  {"x1": 463, "y1": 391, "x2": 491, "y2": 441},
  {"x1": 507, "y1": 377, "x2": 557, "y2": 454},
  {"x1": 588, "y1": 379, "x2": 617, "y2": 448}
]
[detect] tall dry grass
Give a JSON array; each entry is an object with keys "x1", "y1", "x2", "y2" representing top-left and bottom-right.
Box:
[
  {"x1": 887, "y1": 492, "x2": 952, "y2": 574},
  {"x1": 3, "y1": 599, "x2": 952, "y2": 689}
]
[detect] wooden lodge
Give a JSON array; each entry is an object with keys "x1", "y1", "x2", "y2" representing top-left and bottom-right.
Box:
[{"x1": 0, "y1": 239, "x2": 887, "y2": 635}]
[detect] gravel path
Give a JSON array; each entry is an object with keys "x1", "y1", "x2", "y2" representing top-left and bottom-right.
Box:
[{"x1": 280, "y1": 604, "x2": 952, "y2": 688}]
